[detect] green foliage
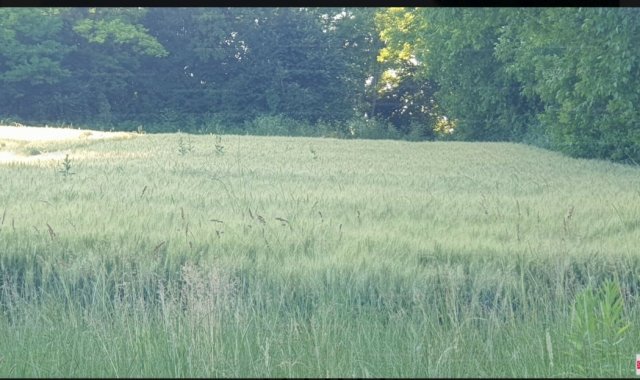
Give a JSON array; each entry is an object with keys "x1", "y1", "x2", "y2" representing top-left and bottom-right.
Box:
[
  {"x1": 73, "y1": 17, "x2": 167, "y2": 57},
  {"x1": 372, "y1": 9, "x2": 438, "y2": 135},
  {"x1": 0, "y1": 8, "x2": 168, "y2": 125},
  {"x1": 383, "y1": 8, "x2": 540, "y2": 142},
  {"x1": 238, "y1": 8, "x2": 356, "y2": 123},
  {"x1": 375, "y1": 8, "x2": 640, "y2": 161},
  {"x1": 58, "y1": 154, "x2": 74, "y2": 177},
  {"x1": 313, "y1": 119, "x2": 344, "y2": 139},
  {"x1": 0, "y1": 8, "x2": 73, "y2": 86},
  {"x1": 566, "y1": 280, "x2": 631, "y2": 376},
  {"x1": 27, "y1": 147, "x2": 41, "y2": 156},
  {"x1": 406, "y1": 121, "x2": 434, "y2": 141},
  {"x1": 495, "y1": 8, "x2": 640, "y2": 162},
  {"x1": 198, "y1": 114, "x2": 230, "y2": 135},
  {"x1": 0, "y1": 8, "x2": 432, "y2": 141},
  {"x1": 346, "y1": 117, "x2": 400, "y2": 140},
  {"x1": 245, "y1": 114, "x2": 309, "y2": 137}
]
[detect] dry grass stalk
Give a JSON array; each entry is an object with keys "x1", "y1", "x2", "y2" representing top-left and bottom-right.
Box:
[{"x1": 46, "y1": 223, "x2": 56, "y2": 241}]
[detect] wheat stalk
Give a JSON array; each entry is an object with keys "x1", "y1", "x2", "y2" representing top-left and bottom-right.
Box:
[
  {"x1": 46, "y1": 223, "x2": 56, "y2": 241},
  {"x1": 545, "y1": 330, "x2": 554, "y2": 369}
]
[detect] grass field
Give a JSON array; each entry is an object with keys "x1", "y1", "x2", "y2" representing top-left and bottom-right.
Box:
[{"x1": 1, "y1": 130, "x2": 639, "y2": 377}]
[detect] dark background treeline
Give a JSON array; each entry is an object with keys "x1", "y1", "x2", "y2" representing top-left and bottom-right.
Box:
[{"x1": 1, "y1": 8, "x2": 638, "y2": 163}]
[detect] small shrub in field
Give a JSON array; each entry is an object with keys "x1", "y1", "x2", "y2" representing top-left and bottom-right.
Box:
[
  {"x1": 314, "y1": 119, "x2": 343, "y2": 138},
  {"x1": 58, "y1": 154, "x2": 74, "y2": 177},
  {"x1": 346, "y1": 117, "x2": 399, "y2": 140},
  {"x1": 177, "y1": 135, "x2": 194, "y2": 156},
  {"x1": 246, "y1": 114, "x2": 306, "y2": 136},
  {"x1": 214, "y1": 135, "x2": 225, "y2": 155},
  {"x1": 27, "y1": 148, "x2": 41, "y2": 156},
  {"x1": 521, "y1": 122, "x2": 552, "y2": 149},
  {"x1": 309, "y1": 145, "x2": 318, "y2": 160},
  {"x1": 200, "y1": 114, "x2": 229, "y2": 134},
  {"x1": 406, "y1": 121, "x2": 435, "y2": 141},
  {"x1": 565, "y1": 279, "x2": 631, "y2": 376}
]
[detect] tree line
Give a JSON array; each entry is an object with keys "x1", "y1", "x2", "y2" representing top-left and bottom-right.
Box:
[
  {"x1": 1, "y1": 8, "x2": 638, "y2": 163},
  {"x1": 377, "y1": 8, "x2": 640, "y2": 162}
]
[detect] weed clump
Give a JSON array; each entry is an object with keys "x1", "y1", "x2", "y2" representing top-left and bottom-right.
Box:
[
  {"x1": 58, "y1": 154, "x2": 74, "y2": 177},
  {"x1": 177, "y1": 134, "x2": 194, "y2": 155}
]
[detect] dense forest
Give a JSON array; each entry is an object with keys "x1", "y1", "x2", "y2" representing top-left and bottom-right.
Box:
[{"x1": 1, "y1": 7, "x2": 638, "y2": 162}]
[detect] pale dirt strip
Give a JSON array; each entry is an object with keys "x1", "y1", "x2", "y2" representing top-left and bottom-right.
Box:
[
  {"x1": 0, "y1": 125, "x2": 133, "y2": 164},
  {"x1": 0, "y1": 125, "x2": 130, "y2": 142}
]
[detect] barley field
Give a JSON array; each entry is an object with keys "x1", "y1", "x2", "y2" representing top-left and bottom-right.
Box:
[{"x1": 1, "y1": 131, "x2": 639, "y2": 377}]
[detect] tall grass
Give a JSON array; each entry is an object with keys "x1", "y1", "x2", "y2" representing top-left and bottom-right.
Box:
[{"x1": 1, "y1": 133, "x2": 639, "y2": 377}]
